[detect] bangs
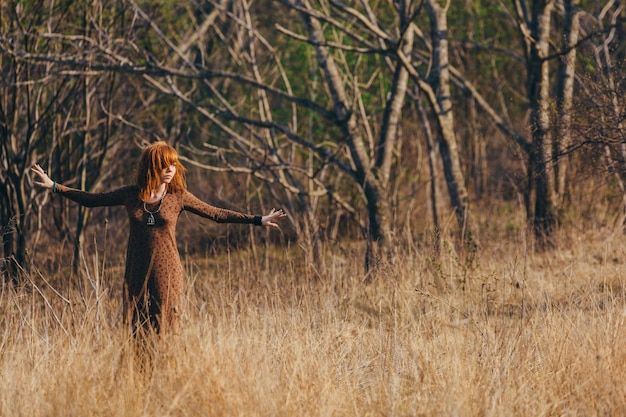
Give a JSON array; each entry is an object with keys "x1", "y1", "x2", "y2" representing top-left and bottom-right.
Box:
[{"x1": 160, "y1": 149, "x2": 178, "y2": 168}]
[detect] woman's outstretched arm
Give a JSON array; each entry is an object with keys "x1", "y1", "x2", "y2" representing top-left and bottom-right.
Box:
[
  {"x1": 182, "y1": 190, "x2": 286, "y2": 228},
  {"x1": 31, "y1": 163, "x2": 129, "y2": 207}
]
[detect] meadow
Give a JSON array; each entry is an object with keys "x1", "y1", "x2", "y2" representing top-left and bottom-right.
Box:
[{"x1": 2, "y1": 226, "x2": 626, "y2": 416}]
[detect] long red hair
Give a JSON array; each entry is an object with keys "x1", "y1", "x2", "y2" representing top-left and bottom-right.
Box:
[{"x1": 136, "y1": 141, "x2": 187, "y2": 201}]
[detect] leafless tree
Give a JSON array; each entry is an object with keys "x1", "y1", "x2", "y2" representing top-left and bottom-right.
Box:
[
  {"x1": 0, "y1": 3, "x2": 83, "y2": 278},
  {"x1": 554, "y1": 0, "x2": 581, "y2": 205},
  {"x1": 1, "y1": 2, "x2": 139, "y2": 280},
  {"x1": 588, "y1": 1, "x2": 626, "y2": 226}
]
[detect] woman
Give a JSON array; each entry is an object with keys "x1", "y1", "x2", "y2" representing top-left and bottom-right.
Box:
[{"x1": 31, "y1": 141, "x2": 286, "y2": 333}]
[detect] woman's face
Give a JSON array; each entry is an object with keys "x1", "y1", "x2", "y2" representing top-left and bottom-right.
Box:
[{"x1": 161, "y1": 164, "x2": 176, "y2": 184}]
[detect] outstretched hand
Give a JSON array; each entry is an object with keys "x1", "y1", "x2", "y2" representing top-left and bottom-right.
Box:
[
  {"x1": 30, "y1": 164, "x2": 55, "y2": 189},
  {"x1": 261, "y1": 208, "x2": 287, "y2": 229}
]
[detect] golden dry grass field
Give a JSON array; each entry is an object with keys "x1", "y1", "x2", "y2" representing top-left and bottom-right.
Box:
[{"x1": 2, "y1": 227, "x2": 626, "y2": 416}]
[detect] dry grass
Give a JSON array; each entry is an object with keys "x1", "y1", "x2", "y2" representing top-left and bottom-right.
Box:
[{"x1": 2, "y1": 227, "x2": 626, "y2": 416}]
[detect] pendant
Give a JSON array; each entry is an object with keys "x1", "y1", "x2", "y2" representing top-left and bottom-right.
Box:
[{"x1": 147, "y1": 212, "x2": 155, "y2": 226}]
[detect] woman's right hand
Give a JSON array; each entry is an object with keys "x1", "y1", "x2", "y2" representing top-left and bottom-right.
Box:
[
  {"x1": 261, "y1": 208, "x2": 287, "y2": 228},
  {"x1": 30, "y1": 164, "x2": 55, "y2": 189}
]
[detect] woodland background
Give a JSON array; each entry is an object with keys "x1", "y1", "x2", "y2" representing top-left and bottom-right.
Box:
[
  {"x1": 2, "y1": 2, "x2": 626, "y2": 416},
  {"x1": 0, "y1": 0, "x2": 625, "y2": 277}
]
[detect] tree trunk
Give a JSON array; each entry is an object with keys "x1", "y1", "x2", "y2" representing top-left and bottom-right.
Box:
[
  {"x1": 0, "y1": 55, "x2": 31, "y2": 280},
  {"x1": 376, "y1": 2, "x2": 414, "y2": 188},
  {"x1": 414, "y1": 88, "x2": 441, "y2": 256},
  {"x1": 73, "y1": 68, "x2": 93, "y2": 275},
  {"x1": 0, "y1": 176, "x2": 28, "y2": 280},
  {"x1": 554, "y1": 0, "x2": 580, "y2": 207},
  {"x1": 523, "y1": 0, "x2": 557, "y2": 243},
  {"x1": 424, "y1": 0, "x2": 478, "y2": 245},
  {"x1": 297, "y1": 0, "x2": 395, "y2": 264}
]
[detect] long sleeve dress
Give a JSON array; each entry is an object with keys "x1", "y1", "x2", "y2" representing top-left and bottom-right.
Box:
[{"x1": 54, "y1": 183, "x2": 261, "y2": 333}]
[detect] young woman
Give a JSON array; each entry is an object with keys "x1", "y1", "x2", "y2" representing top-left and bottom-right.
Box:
[{"x1": 31, "y1": 141, "x2": 286, "y2": 334}]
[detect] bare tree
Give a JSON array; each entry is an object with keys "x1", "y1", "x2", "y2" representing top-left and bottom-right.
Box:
[
  {"x1": 0, "y1": 3, "x2": 82, "y2": 278},
  {"x1": 590, "y1": 1, "x2": 626, "y2": 225},
  {"x1": 422, "y1": 0, "x2": 478, "y2": 245},
  {"x1": 213, "y1": 0, "x2": 479, "y2": 263},
  {"x1": 514, "y1": 0, "x2": 559, "y2": 244},
  {"x1": 282, "y1": 0, "x2": 415, "y2": 267},
  {"x1": 554, "y1": 0, "x2": 581, "y2": 206},
  {"x1": 0, "y1": 2, "x2": 142, "y2": 279},
  {"x1": 413, "y1": 0, "x2": 615, "y2": 246}
]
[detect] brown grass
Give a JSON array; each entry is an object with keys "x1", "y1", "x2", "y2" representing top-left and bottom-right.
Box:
[{"x1": 2, "y1": 227, "x2": 626, "y2": 416}]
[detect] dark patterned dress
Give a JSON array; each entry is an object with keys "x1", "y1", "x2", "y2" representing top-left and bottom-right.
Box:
[{"x1": 55, "y1": 184, "x2": 260, "y2": 333}]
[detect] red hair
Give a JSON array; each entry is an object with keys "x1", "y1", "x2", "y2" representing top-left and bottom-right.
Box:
[{"x1": 136, "y1": 141, "x2": 187, "y2": 201}]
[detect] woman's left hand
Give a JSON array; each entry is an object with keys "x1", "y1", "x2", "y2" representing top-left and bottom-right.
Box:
[
  {"x1": 30, "y1": 164, "x2": 55, "y2": 189},
  {"x1": 262, "y1": 208, "x2": 287, "y2": 228}
]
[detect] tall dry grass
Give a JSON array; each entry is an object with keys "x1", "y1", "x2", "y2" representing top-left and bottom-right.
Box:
[{"x1": 2, "y1": 227, "x2": 626, "y2": 416}]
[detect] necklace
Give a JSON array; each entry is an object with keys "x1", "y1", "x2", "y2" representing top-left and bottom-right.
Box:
[{"x1": 143, "y1": 189, "x2": 167, "y2": 226}]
